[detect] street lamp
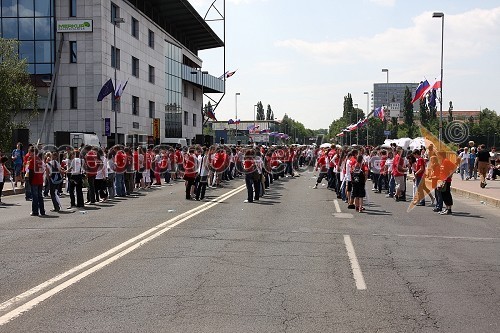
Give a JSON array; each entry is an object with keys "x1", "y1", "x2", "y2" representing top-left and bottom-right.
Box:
[
  {"x1": 354, "y1": 103, "x2": 359, "y2": 145},
  {"x1": 253, "y1": 104, "x2": 257, "y2": 144},
  {"x1": 113, "y1": 17, "x2": 124, "y2": 144},
  {"x1": 364, "y1": 91, "x2": 369, "y2": 146},
  {"x1": 235, "y1": 92, "x2": 240, "y2": 144},
  {"x1": 382, "y1": 68, "x2": 389, "y2": 108},
  {"x1": 433, "y1": 12, "x2": 444, "y2": 147}
]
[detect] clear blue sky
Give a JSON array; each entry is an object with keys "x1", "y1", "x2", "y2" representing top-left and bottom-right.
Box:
[{"x1": 192, "y1": 0, "x2": 500, "y2": 129}]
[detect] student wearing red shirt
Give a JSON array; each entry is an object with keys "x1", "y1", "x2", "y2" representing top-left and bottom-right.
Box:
[
  {"x1": 392, "y1": 147, "x2": 408, "y2": 201},
  {"x1": 243, "y1": 149, "x2": 259, "y2": 203},
  {"x1": 28, "y1": 148, "x2": 45, "y2": 216},
  {"x1": 313, "y1": 149, "x2": 328, "y2": 189},
  {"x1": 84, "y1": 148, "x2": 98, "y2": 204},
  {"x1": 412, "y1": 149, "x2": 435, "y2": 207},
  {"x1": 114, "y1": 149, "x2": 127, "y2": 196},
  {"x1": 183, "y1": 147, "x2": 198, "y2": 200},
  {"x1": 23, "y1": 146, "x2": 33, "y2": 200},
  {"x1": 438, "y1": 152, "x2": 456, "y2": 215}
]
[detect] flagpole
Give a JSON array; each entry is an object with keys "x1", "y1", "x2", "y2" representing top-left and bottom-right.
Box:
[{"x1": 113, "y1": 17, "x2": 125, "y2": 144}]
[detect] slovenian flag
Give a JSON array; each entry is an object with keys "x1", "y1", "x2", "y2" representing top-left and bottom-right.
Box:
[
  {"x1": 228, "y1": 119, "x2": 235, "y2": 124},
  {"x1": 205, "y1": 105, "x2": 217, "y2": 121},
  {"x1": 114, "y1": 79, "x2": 128, "y2": 101},
  {"x1": 411, "y1": 80, "x2": 430, "y2": 104},
  {"x1": 373, "y1": 107, "x2": 385, "y2": 120}
]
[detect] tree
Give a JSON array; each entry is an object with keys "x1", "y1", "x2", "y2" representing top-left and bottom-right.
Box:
[
  {"x1": 343, "y1": 93, "x2": 354, "y2": 124},
  {"x1": 419, "y1": 98, "x2": 429, "y2": 126},
  {"x1": 0, "y1": 38, "x2": 38, "y2": 153},
  {"x1": 403, "y1": 86, "x2": 413, "y2": 125},
  {"x1": 266, "y1": 104, "x2": 274, "y2": 120},
  {"x1": 256, "y1": 101, "x2": 265, "y2": 121},
  {"x1": 403, "y1": 86, "x2": 416, "y2": 138}
]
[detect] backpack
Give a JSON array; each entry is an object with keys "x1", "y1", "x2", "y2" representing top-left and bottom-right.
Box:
[
  {"x1": 50, "y1": 161, "x2": 63, "y2": 185},
  {"x1": 351, "y1": 166, "x2": 365, "y2": 184}
]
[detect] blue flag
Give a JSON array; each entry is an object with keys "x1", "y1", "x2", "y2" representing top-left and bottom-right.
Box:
[{"x1": 97, "y1": 79, "x2": 114, "y2": 101}]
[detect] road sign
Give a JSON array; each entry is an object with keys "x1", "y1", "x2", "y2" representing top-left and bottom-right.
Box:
[{"x1": 384, "y1": 130, "x2": 391, "y2": 136}]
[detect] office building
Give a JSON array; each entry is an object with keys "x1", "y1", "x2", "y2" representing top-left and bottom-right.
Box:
[{"x1": 0, "y1": 0, "x2": 224, "y2": 147}]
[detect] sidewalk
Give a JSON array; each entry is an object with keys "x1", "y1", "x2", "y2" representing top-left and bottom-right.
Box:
[
  {"x1": 1, "y1": 180, "x2": 26, "y2": 197},
  {"x1": 449, "y1": 173, "x2": 500, "y2": 208}
]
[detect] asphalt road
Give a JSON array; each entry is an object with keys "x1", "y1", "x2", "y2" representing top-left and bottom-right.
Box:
[{"x1": 0, "y1": 173, "x2": 499, "y2": 332}]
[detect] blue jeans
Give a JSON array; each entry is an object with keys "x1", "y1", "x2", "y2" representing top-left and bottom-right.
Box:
[
  {"x1": 115, "y1": 173, "x2": 126, "y2": 196},
  {"x1": 459, "y1": 164, "x2": 469, "y2": 180},
  {"x1": 388, "y1": 175, "x2": 396, "y2": 197},
  {"x1": 31, "y1": 184, "x2": 45, "y2": 215}
]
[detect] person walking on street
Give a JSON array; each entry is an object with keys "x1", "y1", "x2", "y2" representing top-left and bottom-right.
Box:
[
  {"x1": 11, "y1": 142, "x2": 24, "y2": 188},
  {"x1": 28, "y1": 147, "x2": 45, "y2": 216},
  {"x1": 475, "y1": 144, "x2": 490, "y2": 188}
]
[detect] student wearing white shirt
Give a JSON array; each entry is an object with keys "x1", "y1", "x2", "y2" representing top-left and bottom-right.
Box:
[
  {"x1": 68, "y1": 150, "x2": 84, "y2": 208},
  {"x1": 458, "y1": 147, "x2": 470, "y2": 180}
]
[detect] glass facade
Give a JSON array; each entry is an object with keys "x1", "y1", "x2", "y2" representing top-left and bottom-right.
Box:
[
  {"x1": 164, "y1": 41, "x2": 182, "y2": 138},
  {"x1": 0, "y1": 0, "x2": 55, "y2": 75}
]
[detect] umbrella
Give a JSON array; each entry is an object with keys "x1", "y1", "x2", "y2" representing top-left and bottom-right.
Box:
[{"x1": 320, "y1": 143, "x2": 331, "y2": 148}]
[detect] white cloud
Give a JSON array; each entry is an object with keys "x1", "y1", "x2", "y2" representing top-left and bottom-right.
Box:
[{"x1": 275, "y1": 7, "x2": 500, "y2": 68}]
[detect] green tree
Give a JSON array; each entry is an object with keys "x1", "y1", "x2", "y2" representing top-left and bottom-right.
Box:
[
  {"x1": 256, "y1": 101, "x2": 265, "y2": 121},
  {"x1": 266, "y1": 104, "x2": 274, "y2": 120},
  {"x1": 419, "y1": 98, "x2": 429, "y2": 126},
  {"x1": 0, "y1": 38, "x2": 38, "y2": 153},
  {"x1": 403, "y1": 86, "x2": 414, "y2": 125},
  {"x1": 343, "y1": 93, "x2": 354, "y2": 124}
]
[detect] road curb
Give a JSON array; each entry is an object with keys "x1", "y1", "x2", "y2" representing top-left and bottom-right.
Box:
[{"x1": 451, "y1": 186, "x2": 500, "y2": 208}]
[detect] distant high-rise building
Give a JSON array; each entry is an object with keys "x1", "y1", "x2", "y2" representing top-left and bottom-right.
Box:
[{"x1": 373, "y1": 82, "x2": 419, "y2": 118}]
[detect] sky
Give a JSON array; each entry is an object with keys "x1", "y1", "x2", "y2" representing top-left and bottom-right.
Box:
[{"x1": 190, "y1": 0, "x2": 500, "y2": 130}]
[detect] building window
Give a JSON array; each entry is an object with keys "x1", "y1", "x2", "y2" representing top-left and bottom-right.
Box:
[
  {"x1": 69, "y1": 87, "x2": 77, "y2": 109},
  {"x1": 69, "y1": 41, "x2": 77, "y2": 63},
  {"x1": 149, "y1": 101, "x2": 155, "y2": 118},
  {"x1": 193, "y1": 113, "x2": 197, "y2": 127},
  {"x1": 148, "y1": 65, "x2": 155, "y2": 84},
  {"x1": 70, "y1": 0, "x2": 77, "y2": 17},
  {"x1": 111, "y1": 2, "x2": 119, "y2": 23},
  {"x1": 148, "y1": 29, "x2": 154, "y2": 48},
  {"x1": 132, "y1": 96, "x2": 139, "y2": 115},
  {"x1": 192, "y1": 88, "x2": 196, "y2": 101},
  {"x1": 184, "y1": 111, "x2": 189, "y2": 125},
  {"x1": 183, "y1": 83, "x2": 188, "y2": 98},
  {"x1": 111, "y1": 46, "x2": 120, "y2": 69},
  {"x1": 132, "y1": 56, "x2": 139, "y2": 77},
  {"x1": 131, "y1": 17, "x2": 139, "y2": 38}
]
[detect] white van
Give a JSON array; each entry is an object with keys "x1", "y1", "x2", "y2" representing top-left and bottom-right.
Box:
[
  {"x1": 161, "y1": 138, "x2": 187, "y2": 148},
  {"x1": 70, "y1": 133, "x2": 101, "y2": 148}
]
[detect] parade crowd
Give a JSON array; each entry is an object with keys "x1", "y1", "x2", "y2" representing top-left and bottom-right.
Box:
[{"x1": 1, "y1": 140, "x2": 499, "y2": 217}]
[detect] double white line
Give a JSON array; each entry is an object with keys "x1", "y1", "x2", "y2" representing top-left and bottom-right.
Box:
[{"x1": 0, "y1": 184, "x2": 246, "y2": 326}]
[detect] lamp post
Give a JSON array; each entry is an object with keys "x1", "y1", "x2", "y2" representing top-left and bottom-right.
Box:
[
  {"x1": 235, "y1": 92, "x2": 240, "y2": 144},
  {"x1": 382, "y1": 68, "x2": 389, "y2": 107},
  {"x1": 354, "y1": 103, "x2": 359, "y2": 145},
  {"x1": 433, "y1": 12, "x2": 444, "y2": 147},
  {"x1": 364, "y1": 91, "x2": 369, "y2": 146},
  {"x1": 253, "y1": 104, "x2": 257, "y2": 144},
  {"x1": 113, "y1": 16, "x2": 124, "y2": 144}
]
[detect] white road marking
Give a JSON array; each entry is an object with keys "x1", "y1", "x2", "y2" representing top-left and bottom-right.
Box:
[
  {"x1": 372, "y1": 233, "x2": 500, "y2": 241},
  {"x1": 343, "y1": 235, "x2": 367, "y2": 290},
  {"x1": 334, "y1": 199, "x2": 341, "y2": 213},
  {"x1": 0, "y1": 184, "x2": 246, "y2": 326}
]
